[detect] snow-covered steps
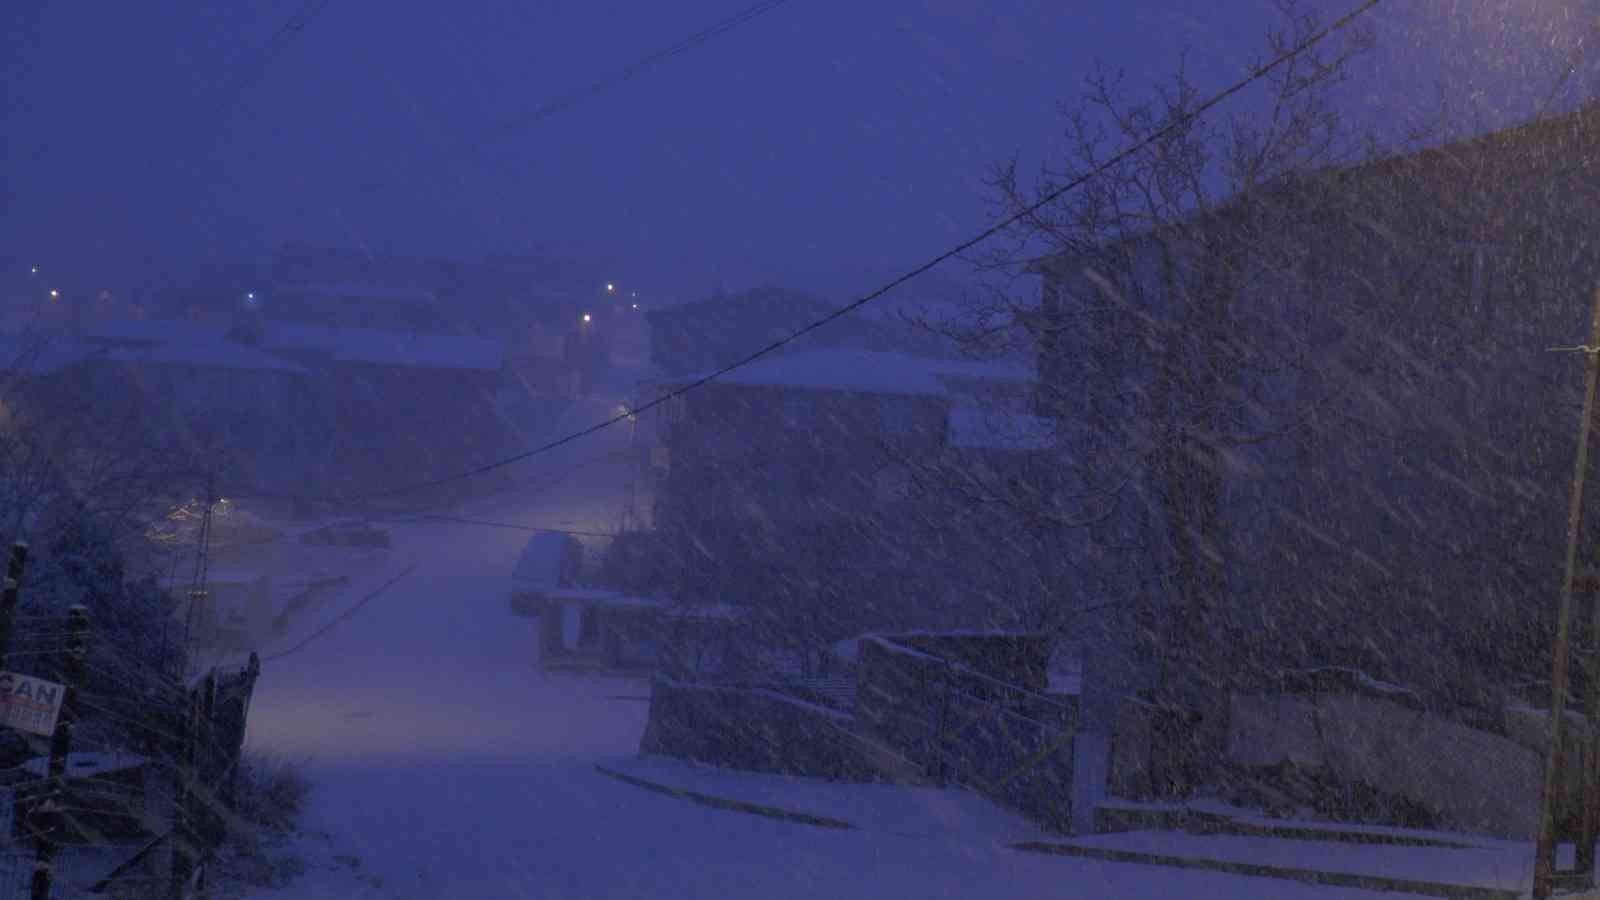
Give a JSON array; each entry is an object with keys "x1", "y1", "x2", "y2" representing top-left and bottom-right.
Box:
[{"x1": 1014, "y1": 830, "x2": 1539, "y2": 900}]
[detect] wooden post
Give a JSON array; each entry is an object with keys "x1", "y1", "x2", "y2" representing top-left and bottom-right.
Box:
[
  {"x1": 0, "y1": 542, "x2": 29, "y2": 672},
  {"x1": 223, "y1": 654, "x2": 261, "y2": 813},
  {"x1": 196, "y1": 671, "x2": 217, "y2": 900},
  {"x1": 30, "y1": 605, "x2": 87, "y2": 900},
  {"x1": 168, "y1": 681, "x2": 199, "y2": 900},
  {"x1": 1535, "y1": 285, "x2": 1600, "y2": 899}
]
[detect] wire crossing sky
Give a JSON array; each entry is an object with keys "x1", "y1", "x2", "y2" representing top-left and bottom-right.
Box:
[{"x1": 302, "y1": 0, "x2": 1386, "y2": 507}]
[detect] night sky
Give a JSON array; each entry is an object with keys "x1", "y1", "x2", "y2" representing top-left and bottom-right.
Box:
[{"x1": 1, "y1": 0, "x2": 1594, "y2": 300}]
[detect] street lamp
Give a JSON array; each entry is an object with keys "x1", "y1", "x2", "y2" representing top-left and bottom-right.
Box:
[
  {"x1": 48, "y1": 289, "x2": 58, "y2": 300},
  {"x1": 605, "y1": 283, "x2": 615, "y2": 293},
  {"x1": 582, "y1": 313, "x2": 592, "y2": 323}
]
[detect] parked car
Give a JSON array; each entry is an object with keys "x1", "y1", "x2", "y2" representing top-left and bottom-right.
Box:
[{"x1": 509, "y1": 532, "x2": 584, "y2": 616}]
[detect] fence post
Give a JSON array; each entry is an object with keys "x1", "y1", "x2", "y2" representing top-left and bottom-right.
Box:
[
  {"x1": 30, "y1": 605, "x2": 87, "y2": 900},
  {"x1": 224, "y1": 655, "x2": 261, "y2": 813},
  {"x1": 168, "y1": 681, "x2": 199, "y2": 900},
  {"x1": 0, "y1": 543, "x2": 29, "y2": 671},
  {"x1": 195, "y1": 672, "x2": 217, "y2": 900}
]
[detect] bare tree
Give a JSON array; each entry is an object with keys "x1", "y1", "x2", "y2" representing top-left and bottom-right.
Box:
[
  {"x1": 0, "y1": 332, "x2": 207, "y2": 578},
  {"x1": 914, "y1": 1, "x2": 1405, "y2": 793}
]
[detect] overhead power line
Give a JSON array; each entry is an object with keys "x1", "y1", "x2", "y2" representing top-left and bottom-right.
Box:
[
  {"x1": 381, "y1": 513, "x2": 617, "y2": 538},
  {"x1": 311, "y1": 0, "x2": 1385, "y2": 507},
  {"x1": 261, "y1": 560, "x2": 418, "y2": 663},
  {"x1": 1536, "y1": 19, "x2": 1598, "y2": 121},
  {"x1": 217, "y1": 0, "x2": 337, "y2": 119},
  {"x1": 362, "y1": 0, "x2": 795, "y2": 192}
]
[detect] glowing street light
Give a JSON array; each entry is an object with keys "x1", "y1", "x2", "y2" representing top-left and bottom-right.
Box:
[
  {"x1": 29, "y1": 267, "x2": 37, "y2": 276},
  {"x1": 582, "y1": 313, "x2": 592, "y2": 323},
  {"x1": 48, "y1": 289, "x2": 58, "y2": 300},
  {"x1": 605, "y1": 283, "x2": 615, "y2": 293}
]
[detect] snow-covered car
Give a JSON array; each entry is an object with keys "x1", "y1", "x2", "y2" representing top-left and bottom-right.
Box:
[{"x1": 509, "y1": 532, "x2": 584, "y2": 616}]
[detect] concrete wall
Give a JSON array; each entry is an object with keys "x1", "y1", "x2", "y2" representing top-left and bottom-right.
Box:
[{"x1": 639, "y1": 679, "x2": 892, "y2": 782}]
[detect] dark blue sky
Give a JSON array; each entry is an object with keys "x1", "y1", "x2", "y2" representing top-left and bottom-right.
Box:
[{"x1": 1, "y1": 0, "x2": 1592, "y2": 301}]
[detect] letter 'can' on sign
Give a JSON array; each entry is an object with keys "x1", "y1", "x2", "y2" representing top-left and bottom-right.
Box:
[{"x1": 0, "y1": 671, "x2": 65, "y2": 737}]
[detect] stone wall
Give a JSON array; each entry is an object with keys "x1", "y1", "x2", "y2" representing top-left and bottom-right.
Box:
[
  {"x1": 639, "y1": 678, "x2": 896, "y2": 782},
  {"x1": 1229, "y1": 689, "x2": 1583, "y2": 840}
]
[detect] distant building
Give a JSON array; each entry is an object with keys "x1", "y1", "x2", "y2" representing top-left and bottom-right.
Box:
[
  {"x1": 633, "y1": 347, "x2": 1043, "y2": 526},
  {"x1": 622, "y1": 348, "x2": 1050, "y2": 637},
  {"x1": 259, "y1": 282, "x2": 449, "y2": 332},
  {"x1": 644, "y1": 285, "x2": 954, "y2": 377},
  {"x1": 27, "y1": 315, "x2": 521, "y2": 506}
]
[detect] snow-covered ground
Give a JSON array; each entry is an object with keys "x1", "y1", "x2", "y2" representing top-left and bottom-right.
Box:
[{"x1": 236, "y1": 375, "x2": 1411, "y2": 899}]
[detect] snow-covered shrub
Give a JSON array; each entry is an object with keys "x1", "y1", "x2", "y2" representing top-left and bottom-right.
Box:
[{"x1": 234, "y1": 751, "x2": 312, "y2": 835}]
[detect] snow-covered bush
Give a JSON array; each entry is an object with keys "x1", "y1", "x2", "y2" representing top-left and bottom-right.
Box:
[{"x1": 233, "y1": 751, "x2": 312, "y2": 835}]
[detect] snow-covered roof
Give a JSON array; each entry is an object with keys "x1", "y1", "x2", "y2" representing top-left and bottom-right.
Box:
[
  {"x1": 0, "y1": 335, "x2": 103, "y2": 375},
  {"x1": 79, "y1": 318, "x2": 230, "y2": 346},
  {"x1": 946, "y1": 408, "x2": 1055, "y2": 450},
  {"x1": 279, "y1": 282, "x2": 437, "y2": 304},
  {"x1": 670, "y1": 349, "x2": 1033, "y2": 397},
  {"x1": 106, "y1": 341, "x2": 308, "y2": 373},
  {"x1": 260, "y1": 324, "x2": 504, "y2": 371}
]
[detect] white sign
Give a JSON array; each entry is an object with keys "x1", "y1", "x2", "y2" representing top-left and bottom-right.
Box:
[{"x1": 0, "y1": 671, "x2": 64, "y2": 737}]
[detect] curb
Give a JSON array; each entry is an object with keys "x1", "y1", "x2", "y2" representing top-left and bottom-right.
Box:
[
  {"x1": 594, "y1": 764, "x2": 857, "y2": 831},
  {"x1": 1010, "y1": 840, "x2": 1522, "y2": 900},
  {"x1": 1096, "y1": 804, "x2": 1483, "y2": 849}
]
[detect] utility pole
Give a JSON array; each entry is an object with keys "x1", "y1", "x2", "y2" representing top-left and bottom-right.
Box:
[
  {"x1": 1534, "y1": 284, "x2": 1600, "y2": 899},
  {"x1": 183, "y1": 483, "x2": 216, "y2": 676},
  {"x1": 0, "y1": 542, "x2": 30, "y2": 671},
  {"x1": 168, "y1": 679, "x2": 200, "y2": 900},
  {"x1": 30, "y1": 605, "x2": 87, "y2": 900}
]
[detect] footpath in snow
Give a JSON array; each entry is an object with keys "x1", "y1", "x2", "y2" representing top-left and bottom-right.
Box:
[{"x1": 597, "y1": 754, "x2": 1563, "y2": 900}]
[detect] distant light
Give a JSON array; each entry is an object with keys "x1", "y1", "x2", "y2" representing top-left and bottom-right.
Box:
[
  {"x1": 48, "y1": 289, "x2": 58, "y2": 299},
  {"x1": 631, "y1": 303, "x2": 639, "y2": 310},
  {"x1": 246, "y1": 292, "x2": 255, "y2": 300},
  {"x1": 29, "y1": 267, "x2": 37, "y2": 275},
  {"x1": 582, "y1": 313, "x2": 592, "y2": 323},
  {"x1": 605, "y1": 283, "x2": 615, "y2": 293}
]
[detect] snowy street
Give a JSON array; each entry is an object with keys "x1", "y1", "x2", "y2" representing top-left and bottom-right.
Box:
[{"x1": 235, "y1": 386, "x2": 1406, "y2": 900}]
